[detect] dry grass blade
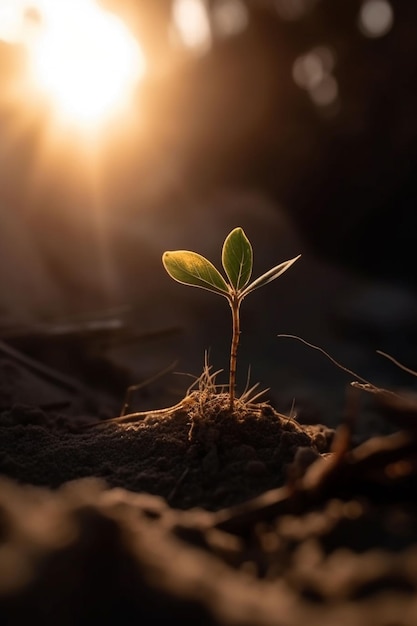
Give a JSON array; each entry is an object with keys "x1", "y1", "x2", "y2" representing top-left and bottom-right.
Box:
[
  {"x1": 277, "y1": 334, "x2": 371, "y2": 384},
  {"x1": 120, "y1": 360, "x2": 178, "y2": 416},
  {"x1": 241, "y1": 383, "x2": 270, "y2": 405},
  {"x1": 278, "y1": 333, "x2": 417, "y2": 431},
  {"x1": 377, "y1": 350, "x2": 417, "y2": 378}
]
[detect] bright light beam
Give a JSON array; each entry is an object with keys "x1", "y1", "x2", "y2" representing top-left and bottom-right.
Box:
[{"x1": 25, "y1": 0, "x2": 146, "y2": 129}]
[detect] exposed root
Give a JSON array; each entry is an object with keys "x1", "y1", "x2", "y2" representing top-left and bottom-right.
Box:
[{"x1": 84, "y1": 358, "x2": 272, "y2": 429}]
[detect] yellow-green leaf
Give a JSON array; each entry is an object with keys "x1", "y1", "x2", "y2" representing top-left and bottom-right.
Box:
[{"x1": 163, "y1": 250, "x2": 229, "y2": 296}]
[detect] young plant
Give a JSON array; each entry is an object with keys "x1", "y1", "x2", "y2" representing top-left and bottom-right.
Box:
[{"x1": 163, "y1": 227, "x2": 300, "y2": 411}]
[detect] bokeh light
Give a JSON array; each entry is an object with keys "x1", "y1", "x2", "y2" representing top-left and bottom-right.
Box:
[
  {"x1": 171, "y1": 0, "x2": 211, "y2": 52},
  {"x1": 309, "y1": 74, "x2": 338, "y2": 107},
  {"x1": 358, "y1": 0, "x2": 394, "y2": 38},
  {"x1": 275, "y1": 0, "x2": 319, "y2": 22},
  {"x1": 292, "y1": 46, "x2": 338, "y2": 108},
  {"x1": 212, "y1": 0, "x2": 248, "y2": 38},
  {"x1": 293, "y1": 51, "x2": 325, "y2": 91}
]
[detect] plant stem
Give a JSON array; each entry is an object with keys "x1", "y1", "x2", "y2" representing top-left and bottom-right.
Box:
[{"x1": 229, "y1": 293, "x2": 241, "y2": 411}]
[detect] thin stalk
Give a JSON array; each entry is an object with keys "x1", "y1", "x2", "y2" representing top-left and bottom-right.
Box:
[{"x1": 228, "y1": 293, "x2": 241, "y2": 411}]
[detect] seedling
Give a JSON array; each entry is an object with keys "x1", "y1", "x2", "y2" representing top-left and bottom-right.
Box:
[{"x1": 163, "y1": 227, "x2": 300, "y2": 411}]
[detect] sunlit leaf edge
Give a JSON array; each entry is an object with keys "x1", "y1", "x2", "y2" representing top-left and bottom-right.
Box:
[{"x1": 240, "y1": 254, "x2": 301, "y2": 299}]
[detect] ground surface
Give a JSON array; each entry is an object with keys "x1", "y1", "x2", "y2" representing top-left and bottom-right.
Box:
[{"x1": 0, "y1": 338, "x2": 417, "y2": 626}]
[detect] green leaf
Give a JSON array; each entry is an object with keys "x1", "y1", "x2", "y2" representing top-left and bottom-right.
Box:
[
  {"x1": 222, "y1": 227, "x2": 253, "y2": 291},
  {"x1": 240, "y1": 254, "x2": 301, "y2": 299},
  {"x1": 163, "y1": 250, "x2": 230, "y2": 296}
]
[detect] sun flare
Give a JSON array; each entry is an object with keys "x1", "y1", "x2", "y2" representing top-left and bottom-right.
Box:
[{"x1": 22, "y1": 0, "x2": 146, "y2": 129}]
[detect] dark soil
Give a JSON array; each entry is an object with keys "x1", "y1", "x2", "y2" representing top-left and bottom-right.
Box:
[
  {"x1": 0, "y1": 393, "x2": 332, "y2": 511},
  {"x1": 0, "y1": 343, "x2": 417, "y2": 626}
]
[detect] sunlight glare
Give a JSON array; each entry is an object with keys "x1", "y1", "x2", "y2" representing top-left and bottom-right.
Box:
[
  {"x1": 26, "y1": 0, "x2": 146, "y2": 129},
  {"x1": 0, "y1": 0, "x2": 28, "y2": 43}
]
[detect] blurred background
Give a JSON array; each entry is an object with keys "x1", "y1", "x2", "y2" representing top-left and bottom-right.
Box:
[{"x1": 0, "y1": 0, "x2": 417, "y2": 426}]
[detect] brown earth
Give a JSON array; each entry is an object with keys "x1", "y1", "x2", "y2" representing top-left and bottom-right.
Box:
[{"x1": 0, "y1": 339, "x2": 417, "y2": 626}]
